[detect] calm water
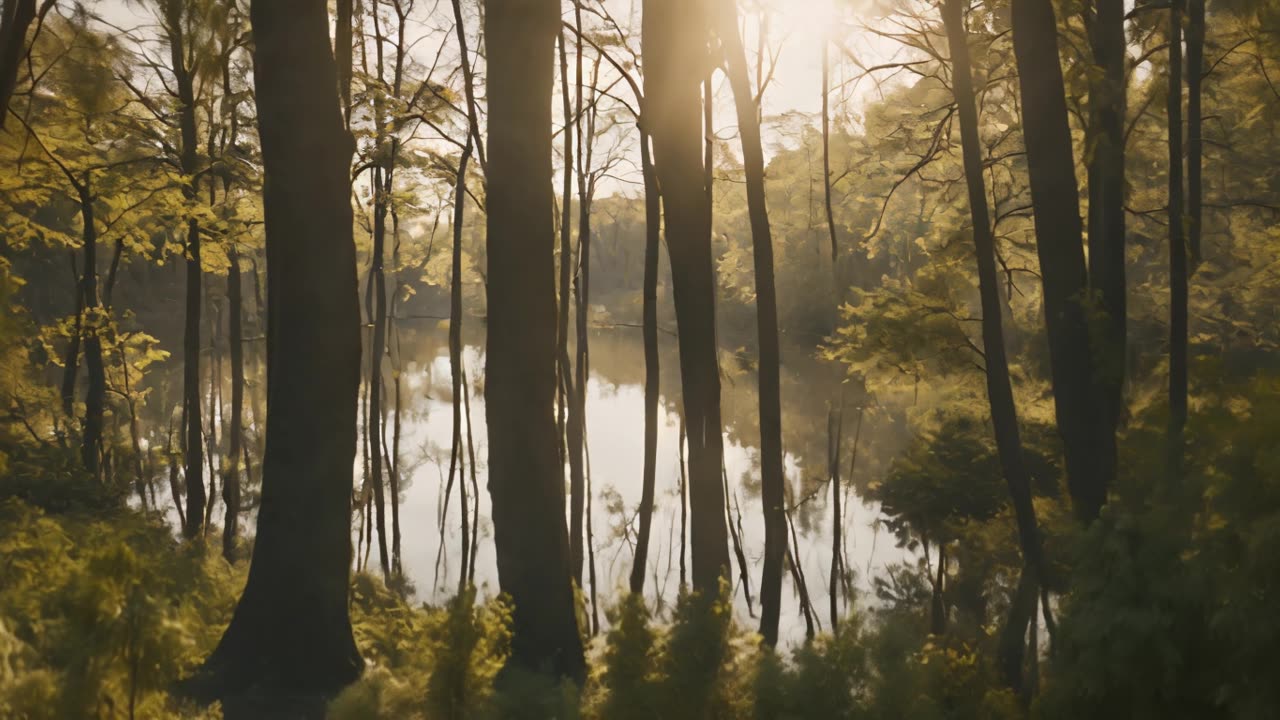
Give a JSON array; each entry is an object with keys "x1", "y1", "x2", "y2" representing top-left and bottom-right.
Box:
[{"x1": 148, "y1": 324, "x2": 911, "y2": 646}]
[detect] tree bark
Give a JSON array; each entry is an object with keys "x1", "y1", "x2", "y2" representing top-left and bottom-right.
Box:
[
  {"x1": 484, "y1": 0, "x2": 585, "y2": 683},
  {"x1": 184, "y1": 0, "x2": 363, "y2": 705},
  {"x1": 1011, "y1": 0, "x2": 1111, "y2": 521},
  {"x1": 714, "y1": 0, "x2": 787, "y2": 645},
  {"x1": 644, "y1": 0, "x2": 731, "y2": 595}
]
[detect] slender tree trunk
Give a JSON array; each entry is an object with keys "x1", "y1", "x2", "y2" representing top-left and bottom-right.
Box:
[
  {"x1": 945, "y1": 0, "x2": 1047, "y2": 685},
  {"x1": 644, "y1": 0, "x2": 731, "y2": 595},
  {"x1": 1187, "y1": 0, "x2": 1204, "y2": 267},
  {"x1": 714, "y1": 0, "x2": 787, "y2": 645},
  {"x1": 556, "y1": 29, "x2": 577, "y2": 525},
  {"x1": 1168, "y1": 0, "x2": 1188, "y2": 471},
  {"x1": 61, "y1": 252, "x2": 82, "y2": 418},
  {"x1": 77, "y1": 179, "x2": 105, "y2": 480},
  {"x1": 628, "y1": 129, "x2": 662, "y2": 596},
  {"x1": 679, "y1": 416, "x2": 688, "y2": 591},
  {"x1": 1011, "y1": 0, "x2": 1110, "y2": 521},
  {"x1": 368, "y1": 162, "x2": 391, "y2": 579},
  {"x1": 828, "y1": 405, "x2": 843, "y2": 632},
  {"x1": 484, "y1": 0, "x2": 585, "y2": 682},
  {"x1": 166, "y1": 7, "x2": 206, "y2": 537},
  {"x1": 185, "y1": 0, "x2": 363, "y2": 707},
  {"x1": 223, "y1": 246, "x2": 243, "y2": 562},
  {"x1": 1087, "y1": 0, "x2": 1128, "y2": 446},
  {"x1": 335, "y1": 0, "x2": 353, "y2": 125},
  {"x1": 821, "y1": 38, "x2": 839, "y2": 269}
]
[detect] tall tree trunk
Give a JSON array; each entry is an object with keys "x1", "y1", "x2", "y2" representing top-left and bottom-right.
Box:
[
  {"x1": 368, "y1": 162, "x2": 391, "y2": 579},
  {"x1": 166, "y1": 4, "x2": 206, "y2": 537},
  {"x1": 223, "y1": 246, "x2": 244, "y2": 562},
  {"x1": 828, "y1": 405, "x2": 843, "y2": 632},
  {"x1": 77, "y1": 179, "x2": 105, "y2": 480},
  {"x1": 1086, "y1": 0, "x2": 1127, "y2": 451},
  {"x1": 1187, "y1": 0, "x2": 1203, "y2": 267},
  {"x1": 1011, "y1": 0, "x2": 1110, "y2": 521},
  {"x1": 628, "y1": 129, "x2": 662, "y2": 596},
  {"x1": 644, "y1": 0, "x2": 731, "y2": 595},
  {"x1": 556, "y1": 29, "x2": 578, "y2": 527},
  {"x1": 945, "y1": 0, "x2": 1047, "y2": 683},
  {"x1": 484, "y1": 0, "x2": 585, "y2": 683},
  {"x1": 821, "y1": 37, "x2": 839, "y2": 269},
  {"x1": 1167, "y1": 0, "x2": 1188, "y2": 471},
  {"x1": 714, "y1": 0, "x2": 786, "y2": 645},
  {"x1": 185, "y1": 0, "x2": 363, "y2": 707},
  {"x1": 448, "y1": 137, "x2": 473, "y2": 592},
  {"x1": 563, "y1": 89, "x2": 587, "y2": 588}
]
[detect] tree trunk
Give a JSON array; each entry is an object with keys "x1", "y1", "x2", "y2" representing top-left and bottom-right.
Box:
[
  {"x1": 1187, "y1": 0, "x2": 1203, "y2": 267},
  {"x1": 368, "y1": 162, "x2": 391, "y2": 579},
  {"x1": 168, "y1": 7, "x2": 206, "y2": 537},
  {"x1": 1167, "y1": 0, "x2": 1188, "y2": 471},
  {"x1": 821, "y1": 37, "x2": 839, "y2": 269},
  {"x1": 556, "y1": 29, "x2": 578, "y2": 529},
  {"x1": 1011, "y1": 0, "x2": 1110, "y2": 521},
  {"x1": 184, "y1": 0, "x2": 363, "y2": 705},
  {"x1": 944, "y1": 0, "x2": 1046, "y2": 664},
  {"x1": 1086, "y1": 0, "x2": 1127, "y2": 453},
  {"x1": 714, "y1": 0, "x2": 787, "y2": 645},
  {"x1": 484, "y1": 0, "x2": 585, "y2": 683},
  {"x1": 628, "y1": 129, "x2": 662, "y2": 596},
  {"x1": 644, "y1": 0, "x2": 731, "y2": 595},
  {"x1": 448, "y1": 137, "x2": 473, "y2": 592},
  {"x1": 61, "y1": 252, "x2": 81, "y2": 418},
  {"x1": 223, "y1": 246, "x2": 243, "y2": 562},
  {"x1": 0, "y1": 0, "x2": 36, "y2": 129},
  {"x1": 828, "y1": 406, "x2": 843, "y2": 632},
  {"x1": 77, "y1": 179, "x2": 105, "y2": 480}
]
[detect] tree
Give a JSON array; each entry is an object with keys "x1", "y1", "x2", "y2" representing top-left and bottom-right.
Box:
[
  {"x1": 184, "y1": 0, "x2": 363, "y2": 708},
  {"x1": 943, "y1": 0, "x2": 1045, "y2": 689},
  {"x1": 643, "y1": 0, "x2": 731, "y2": 595},
  {"x1": 1086, "y1": 0, "x2": 1128, "y2": 440},
  {"x1": 484, "y1": 0, "x2": 585, "y2": 682},
  {"x1": 1011, "y1": 0, "x2": 1112, "y2": 521},
  {"x1": 711, "y1": 0, "x2": 787, "y2": 647},
  {"x1": 1167, "y1": 0, "x2": 1188, "y2": 469}
]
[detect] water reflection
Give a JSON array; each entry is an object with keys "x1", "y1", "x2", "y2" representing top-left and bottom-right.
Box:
[
  {"x1": 144, "y1": 323, "x2": 910, "y2": 646},
  {"x1": 379, "y1": 325, "x2": 908, "y2": 645}
]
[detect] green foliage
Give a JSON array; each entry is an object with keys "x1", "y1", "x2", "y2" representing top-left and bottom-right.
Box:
[{"x1": 0, "y1": 498, "x2": 236, "y2": 719}]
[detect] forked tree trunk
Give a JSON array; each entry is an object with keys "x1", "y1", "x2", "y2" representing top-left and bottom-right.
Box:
[
  {"x1": 484, "y1": 0, "x2": 585, "y2": 682},
  {"x1": 644, "y1": 0, "x2": 731, "y2": 596},
  {"x1": 185, "y1": 0, "x2": 363, "y2": 708}
]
